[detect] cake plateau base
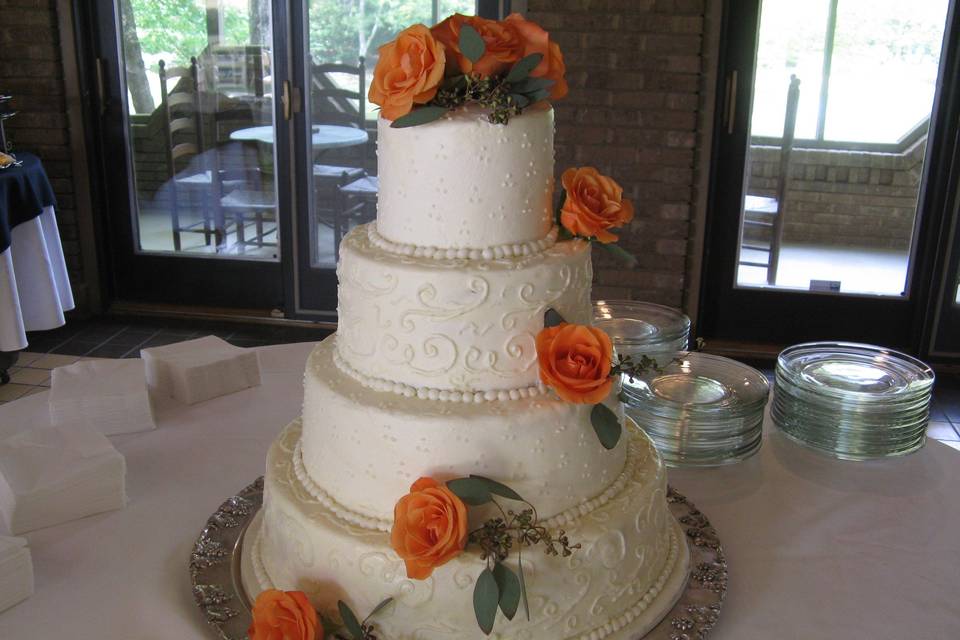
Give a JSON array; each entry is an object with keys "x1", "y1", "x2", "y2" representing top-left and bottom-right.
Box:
[{"x1": 189, "y1": 478, "x2": 726, "y2": 640}]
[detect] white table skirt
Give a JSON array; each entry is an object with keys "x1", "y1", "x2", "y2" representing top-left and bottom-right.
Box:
[
  {"x1": 0, "y1": 341, "x2": 957, "y2": 639},
  {"x1": 0, "y1": 206, "x2": 75, "y2": 352}
]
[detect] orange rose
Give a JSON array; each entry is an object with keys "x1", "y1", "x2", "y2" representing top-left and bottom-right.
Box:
[
  {"x1": 536, "y1": 323, "x2": 614, "y2": 404},
  {"x1": 503, "y1": 13, "x2": 568, "y2": 100},
  {"x1": 560, "y1": 167, "x2": 635, "y2": 243},
  {"x1": 248, "y1": 589, "x2": 321, "y2": 640},
  {"x1": 391, "y1": 477, "x2": 468, "y2": 580},
  {"x1": 369, "y1": 24, "x2": 446, "y2": 121},
  {"x1": 432, "y1": 14, "x2": 525, "y2": 77}
]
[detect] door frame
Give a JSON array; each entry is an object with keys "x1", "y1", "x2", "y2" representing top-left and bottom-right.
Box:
[
  {"x1": 78, "y1": 0, "x2": 290, "y2": 311},
  {"x1": 697, "y1": 0, "x2": 960, "y2": 354}
]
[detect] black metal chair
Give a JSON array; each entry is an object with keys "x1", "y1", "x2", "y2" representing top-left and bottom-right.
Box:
[{"x1": 740, "y1": 74, "x2": 801, "y2": 285}]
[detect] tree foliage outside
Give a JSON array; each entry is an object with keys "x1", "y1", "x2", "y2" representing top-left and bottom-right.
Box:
[{"x1": 129, "y1": 0, "x2": 253, "y2": 67}]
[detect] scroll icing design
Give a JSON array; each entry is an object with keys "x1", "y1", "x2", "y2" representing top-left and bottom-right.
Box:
[{"x1": 398, "y1": 277, "x2": 490, "y2": 332}]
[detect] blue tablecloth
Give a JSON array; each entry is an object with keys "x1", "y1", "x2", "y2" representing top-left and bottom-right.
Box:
[{"x1": 0, "y1": 153, "x2": 56, "y2": 254}]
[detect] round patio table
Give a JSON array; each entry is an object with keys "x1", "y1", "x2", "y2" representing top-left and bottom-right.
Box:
[
  {"x1": 0, "y1": 341, "x2": 957, "y2": 639},
  {"x1": 229, "y1": 124, "x2": 368, "y2": 150}
]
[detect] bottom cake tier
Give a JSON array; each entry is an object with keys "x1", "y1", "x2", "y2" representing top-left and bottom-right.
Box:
[{"x1": 245, "y1": 420, "x2": 690, "y2": 640}]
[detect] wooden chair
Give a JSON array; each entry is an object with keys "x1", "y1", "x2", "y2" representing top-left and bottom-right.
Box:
[
  {"x1": 740, "y1": 74, "x2": 800, "y2": 285},
  {"x1": 310, "y1": 57, "x2": 378, "y2": 256},
  {"x1": 159, "y1": 57, "x2": 217, "y2": 250},
  {"x1": 332, "y1": 170, "x2": 378, "y2": 253}
]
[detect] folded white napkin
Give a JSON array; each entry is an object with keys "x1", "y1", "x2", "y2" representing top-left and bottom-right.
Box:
[
  {"x1": 49, "y1": 359, "x2": 156, "y2": 435},
  {"x1": 141, "y1": 335, "x2": 261, "y2": 405},
  {"x1": 0, "y1": 420, "x2": 127, "y2": 535},
  {"x1": 0, "y1": 535, "x2": 33, "y2": 613}
]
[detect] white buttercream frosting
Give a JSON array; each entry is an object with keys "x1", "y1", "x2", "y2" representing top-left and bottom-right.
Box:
[
  {"x1": 253, "y1": 419, "x2": 689, "y2": 640},
  {"x1": 375, "y1": 104, "x2": 555, "y2": 250},
  {"x1": 300, "y1": 337, "x2": 627, "y2": 524},
  {"x1": 336, "y1": 225, "x2": 593, "y2": 394}
]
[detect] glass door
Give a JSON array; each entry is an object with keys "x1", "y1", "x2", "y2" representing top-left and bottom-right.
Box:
[
  {"x1": 290, "y1": 0, "x2": 491, "y2": 315},
  {"x1": 90, "y1": 0, "x2": 287, "y2": 309},
  {"x1": 700, "y1": 0, "x2": 958, "y2": 350}
]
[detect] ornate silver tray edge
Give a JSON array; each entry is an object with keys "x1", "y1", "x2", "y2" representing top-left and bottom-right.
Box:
[{"x1": 188, "y1": 480, "x2": 726, "y2": 640}]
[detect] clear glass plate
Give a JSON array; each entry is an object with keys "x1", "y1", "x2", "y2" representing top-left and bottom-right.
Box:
[
  {"x1": 593, "y1": 300, "x2": 690, "y2": 353},
  {"x1": 777, "y1": 342, "x2": 934, "y2": 402}
]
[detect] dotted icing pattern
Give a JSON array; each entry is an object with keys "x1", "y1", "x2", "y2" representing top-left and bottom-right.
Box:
[
  {"x1": 368, "y1": 223, "x2": 560, "y2": 261},
  {"x1": 333, "y1": 347, "x2": 546, "y2": 403},
  {"x1": 291, "y1": 421, "x2": 646, "y2": 536}
]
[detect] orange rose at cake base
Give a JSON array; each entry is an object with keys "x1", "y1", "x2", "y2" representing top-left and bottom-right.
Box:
[
  {"x1": 559, "y1": 167, "x2": 635, "y2": 243},
  {"x1": 391, "y1": 477, "x2": 468, "y2": 580},
  {"x1": 368, "y1": 24, "x2": 446, "y2": 121},
  {"x1": 536, "y1": 323, "x2": 614, "y2": 404},
  {"x1": 248, "y1": 589, "x2": 321, "y2": 640}
]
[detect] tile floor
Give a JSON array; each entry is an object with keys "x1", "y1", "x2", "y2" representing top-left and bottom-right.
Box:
[{"x1": 1, "y1": 317, "x2": 959, "y2": 453}]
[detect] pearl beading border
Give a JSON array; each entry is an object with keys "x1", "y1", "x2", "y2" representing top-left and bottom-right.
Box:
[
  {"x1": 367, "y1": 223, "x2": 559, "y2": 261},
  {"x1": 290, "y1": 422, "x2": 644, "y2": 535},
  {"x1": 576, "y1": 526, "x2": 682, "y2": 640},
  {"x1": 293, "y1": 437, "x2": 393, "y2": 531},
  {"x1": 333, "y1": 347, "x2": 545, "y2": 403}
]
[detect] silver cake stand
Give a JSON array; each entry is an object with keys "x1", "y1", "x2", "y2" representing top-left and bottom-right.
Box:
[{"x1": 189, "y1": 479, "x2": 726, "y2": 640}]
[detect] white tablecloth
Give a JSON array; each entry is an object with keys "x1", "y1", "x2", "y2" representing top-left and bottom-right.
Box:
[
  {"x1": 0, "y1": 206, "x2": 75, "y2": 352},
  {"x1": 0, "y1": 341, "x2": 956, "y2": 639}
]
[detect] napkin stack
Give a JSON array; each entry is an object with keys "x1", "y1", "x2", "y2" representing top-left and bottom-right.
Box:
[
  {"x1": 49, "y1": 359, "x2": 156, "y2": 435},
  {"x1": 0, "y1": 536, "x2": 33, "y2": 613},
  {"x1": 142, "y1": 335, "x2": 261, "y2": 405},
  {"x1": 0, "y1": 421, "x2": 126, "y2": 534}
]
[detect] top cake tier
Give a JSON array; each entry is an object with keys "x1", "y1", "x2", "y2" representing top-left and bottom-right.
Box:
[{"x1": 375, "y1": 103, "x2": 555, "y2": 251}]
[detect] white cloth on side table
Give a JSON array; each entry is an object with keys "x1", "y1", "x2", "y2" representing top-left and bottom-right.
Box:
[
  {"x1": 0, "y1": 535, "x2": 32, "y2": 613},
  {"x1": 49, "y1": 359, "x2": 156, "y2": 436},
  {"x1": 0, "y1": 418, "x2": 126, "y2": 535},
  {"x1": 0, "y1": 206, "x2": 75, "y2": 352},
  {"x1": 141, "y1": 335, "x2": 261, "y2": 405}
]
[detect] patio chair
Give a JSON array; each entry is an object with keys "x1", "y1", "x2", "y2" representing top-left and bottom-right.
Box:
[
  {"x1": 332, "y1": 170, "x2": 378, "y2": 254},
  {"x1": 159, "y1": 57, "x2": 219, "y2": 250},
  {"x1": 740, "y1": 74, "x2": 800, "y2": 285}
]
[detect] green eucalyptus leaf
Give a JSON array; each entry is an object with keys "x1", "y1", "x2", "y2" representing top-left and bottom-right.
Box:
[
  {"x1": 469, "y1": 475, "x2": 524, "y2": 502},
  {"x1": 442, "y1": 74, "x2": 468, "y2": 90},
  {"x1": 492, "y1": 563, "x2": 521, "y2": 620},
  {"x1": 390, "y1": 105, "x2": 448, "y2": 128},
  {"x1": 446, "y1": 477, "x2": 492, "y2": 505},
  {"x1": 366, "y1": 597, "x2": 394, "y2": 622},
  {"x1": 473, "y1": 568, "x2": 500, "y2": 635},
  {"x1": 510, "y1": 76, "x2": 555, "y2": 94},
  {"x1": 509, "y1": 93, "x2": 531, "y2": 109},
  {"x1": 544, "y1": 308, "x2": 566, "y2": 328},
  {"x1": 338, "y1": 601, "x2": 364, "y2": 639},
  {"x1": 518, "y1": 552, "x2": 530, "y2": 621},
  {"x1": 523, "y1": 87, "x2": 552, "y2": 104},
  {"x1": 598, "y1": 241, "x2": 639, "y2": 268},
  {"x1": 590, "y1": 403, "x2": 623, "y2": 450},
  {"x1": 459, "y1": 24, "x2": 486, "y2": 64},
  {"x1": 506, "y1": 53, "x2": 544, "y2": 83}
]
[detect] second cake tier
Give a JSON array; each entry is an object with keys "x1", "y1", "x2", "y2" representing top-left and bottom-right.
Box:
[{"x1": 337, "y1": 224, "x2": 593, "y2": 394}]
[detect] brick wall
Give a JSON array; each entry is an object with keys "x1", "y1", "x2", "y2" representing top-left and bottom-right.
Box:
[
  {"x1": 746, "y1": 138, "x2": 924, "y2": 250},
  {"x1": 0, "y1": 0, "x2": 83, "y2": 287},
  {"x1": 527, "y1": 0, "x2": 708, "y2": 308}
]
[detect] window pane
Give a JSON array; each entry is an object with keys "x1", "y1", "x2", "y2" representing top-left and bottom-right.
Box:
[
  {"x1": 121, "y1": 0, "x2": 279, "y2": 260},
  {"x1": 751, "y1": 0, "x2": 829, "y2": 140},
  {"x1": 306, "y1": 1, "x2": 475, "y2": 269},
  {"x1": 824, "y1": 0, "x2": 948, "y2": 143}
]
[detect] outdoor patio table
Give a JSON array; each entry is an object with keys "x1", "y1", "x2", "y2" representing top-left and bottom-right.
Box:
[
  {"x1": 0, "y1": 153, "x2": 74, "y2": 354},
  {"x1": 229, "y1": 124, "x2": 369, "y2": 150},
  {"x1": 0, "y1": 341, "x2": 956, "y2": 639}
]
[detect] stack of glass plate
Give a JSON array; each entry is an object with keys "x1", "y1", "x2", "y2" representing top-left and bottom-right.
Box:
[
  {"x1": 772, "y1": 342, "x2": 935, "y2": 461},
  {"x1": 593, "y1": 300, "x2": 690, "y2": 361},
  {"x1": 620, "y1": 352, "x2": 770, "y2": 467}
]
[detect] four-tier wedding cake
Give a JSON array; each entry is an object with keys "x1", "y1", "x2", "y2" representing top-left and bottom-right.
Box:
[{"x1": 243, "y1": 13, "x2": 689, "y2": 640}]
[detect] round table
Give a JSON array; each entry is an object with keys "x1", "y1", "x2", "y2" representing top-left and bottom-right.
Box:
[
  {"x1": 229, "y1": 124, "x2": 369, "y2": 150},
  {"x1": 0, "y1": 153, "x2": 74, "y2": 353},
  {"x1": 0, "y1": 341, "x2": 957, "y2": 639}
]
